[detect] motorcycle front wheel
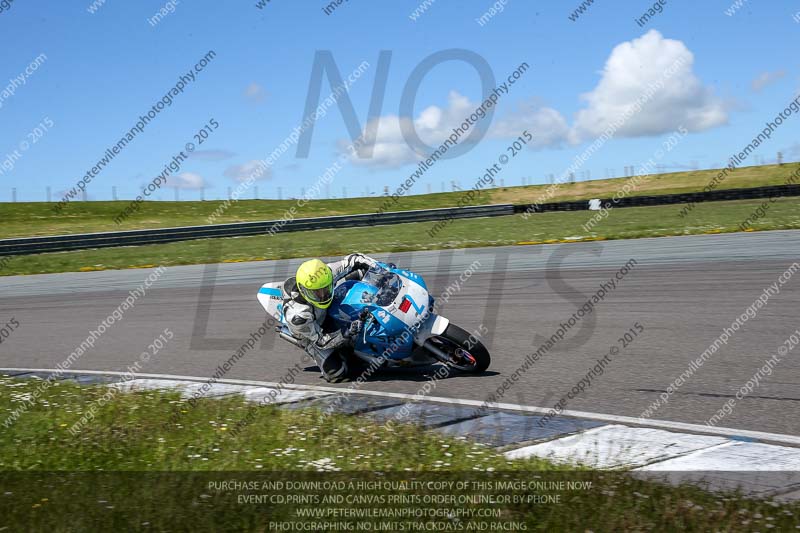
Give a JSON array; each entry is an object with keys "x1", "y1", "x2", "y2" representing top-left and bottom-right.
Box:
[{"x1": 424, "y1": 324, "x2": 491, "y2": 373}]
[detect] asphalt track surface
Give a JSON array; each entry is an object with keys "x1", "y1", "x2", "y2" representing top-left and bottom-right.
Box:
[{"x1": 2, "y1": 230, "x2": 799, "y2": 437}]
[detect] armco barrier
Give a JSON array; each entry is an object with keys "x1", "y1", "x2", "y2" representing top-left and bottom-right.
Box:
[
  {"x1": 0, "y1": 204, "x2": 514, "y2": 256},
  {"x1": 1, "y1": 183, "x2": 799, "y2": 257},
  {"x1": 514, "y1": 184, "x2": 800, "y2": 214}
]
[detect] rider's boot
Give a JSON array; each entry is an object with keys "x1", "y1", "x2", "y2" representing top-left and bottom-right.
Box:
[{"x1": 309, "y1": 347, "x2": 349, "y2": 383}]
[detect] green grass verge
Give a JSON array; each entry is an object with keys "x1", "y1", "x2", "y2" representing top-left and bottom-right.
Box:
[
  {"x1": 1, "y1": 377, "x2": 797, "y2": 531},
  {"x1": 2, "y1": 162, "x2": 798, "y2": 239},
  {"x1": 2, "y1": 196, "x2": 799, "y2": 276}
]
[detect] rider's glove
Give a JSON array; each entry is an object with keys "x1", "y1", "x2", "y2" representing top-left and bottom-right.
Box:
[{"x1": 345, "y1": 320, "x2": 363, "y2": 338}]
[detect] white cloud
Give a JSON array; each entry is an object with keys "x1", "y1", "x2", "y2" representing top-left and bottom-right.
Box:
[
  {"x1": 412, "y1": 91, "x2": 484, "y2": 146},
  {"x1": 490, "y1": 101, "x2": 570, "y2": 149},
  {"x1": 224, "y1": 160, "x2": 272, "y2": 182},
  {"x1": 345, "y1": 91, "x2": 489, "y2": 168},
  {"x1": 244, "y1": 82, "x2": 267, "y2": 104},
  {"x1": 751, "y1": 70, "x2": 785, "y2": 92},
  {"x1": 339, "y1": 31, "x2": 727, "y2": 164},
  {"x1": 170, "y1": 172, "x2": 206, "y2": 190},
  {"x1": 344, "y1": 114, "x2": 418, "y2": 168},
  {"x1": 571, "y1": 30, "x2": 727, "y2": 141}
]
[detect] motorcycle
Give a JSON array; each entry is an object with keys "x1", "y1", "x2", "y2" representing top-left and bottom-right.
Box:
[{"x1": 257, "y1": 262, "x2": 491, "y2": 375}]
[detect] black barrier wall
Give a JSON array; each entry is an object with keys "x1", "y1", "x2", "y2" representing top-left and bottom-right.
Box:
[{"x1": 1, "y1": 184, "x2": 799, "y2": 256}]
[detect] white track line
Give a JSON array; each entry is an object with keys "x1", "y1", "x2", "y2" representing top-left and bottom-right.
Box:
[{"x1": 4, "y1": 367, "x2": 800, "y2": 447}]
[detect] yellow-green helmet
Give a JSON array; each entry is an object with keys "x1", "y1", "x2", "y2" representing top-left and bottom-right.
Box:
[{"x1": 296, "y1": 259, "x2": 334, "y2": 309}]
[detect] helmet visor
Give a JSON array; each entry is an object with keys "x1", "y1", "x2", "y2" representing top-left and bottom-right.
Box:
[{"x1": 299, "y1": 283, "x2": 333, "y2": 307}]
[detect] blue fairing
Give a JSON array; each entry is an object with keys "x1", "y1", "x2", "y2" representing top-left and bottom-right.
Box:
[{"x1": 327, "y1": 279, "x2": 415, "y2": 360}]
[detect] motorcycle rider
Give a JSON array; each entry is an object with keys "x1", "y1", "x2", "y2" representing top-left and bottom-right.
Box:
[{"x1": 283, "y1": 253, "x2": 380, "y2": 382}]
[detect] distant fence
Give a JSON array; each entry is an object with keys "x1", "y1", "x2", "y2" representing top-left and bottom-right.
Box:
[{"x1": 1, "y1": 184, "x2": 799, "y2": 257}]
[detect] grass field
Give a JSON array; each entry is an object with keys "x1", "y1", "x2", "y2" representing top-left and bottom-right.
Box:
[
  {"x1": 2, "y1": 196, "x2": 798, "y2": 276},
  {"x1": 1, "y1": 377, "x2": 797, "y2": 531},
  {"x1": 1, "y1": 162, "x2": 798, "y2": 239}
]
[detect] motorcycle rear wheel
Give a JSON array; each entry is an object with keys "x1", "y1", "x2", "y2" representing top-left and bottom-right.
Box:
[{"x1": 425, "y1": 324, "x2": 491, "y2": 373}]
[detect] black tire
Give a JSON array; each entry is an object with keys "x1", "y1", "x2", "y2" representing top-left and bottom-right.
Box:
[
  {"x1": 428, "y1": 324, "x2": 491, "y2": 373},
  {"x1": 340, "y1": 347, "x2": 366, "y2": 380}
]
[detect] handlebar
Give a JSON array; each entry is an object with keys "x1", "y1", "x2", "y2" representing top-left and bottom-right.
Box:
[{"x1": 343, "y1": 266, "x2": 369, "y2": 282}]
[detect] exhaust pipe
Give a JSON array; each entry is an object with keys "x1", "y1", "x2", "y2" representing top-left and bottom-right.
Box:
[
  {"x1": 279, "y1": 331, "x2": 303, "y2": 347},
  {"x1": 423, "y1": 340, "x2": 451, "y2": 363}
]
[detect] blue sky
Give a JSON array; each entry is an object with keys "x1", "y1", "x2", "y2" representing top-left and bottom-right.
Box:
[{"x1": 0, "y1": 0, "x2": 799, "y2": 202}]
